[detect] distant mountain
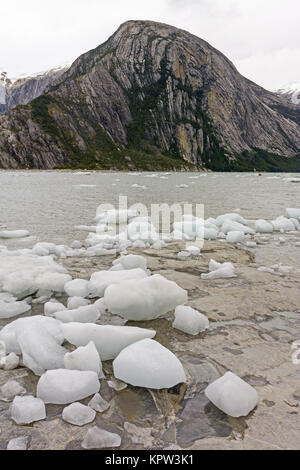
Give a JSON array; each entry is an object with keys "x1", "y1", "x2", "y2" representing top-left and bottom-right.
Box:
[
  {"x1": 0, "y1": 20, "x2": 300, "y2": 171},
  {"x1": 0, "y1": 66, "x2": 69, "y2": 114},
  {"x1": 276, "y1": 81, "x2": 300, "y2": 106}
]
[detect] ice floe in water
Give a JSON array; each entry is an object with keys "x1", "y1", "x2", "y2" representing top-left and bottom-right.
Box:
[
  {"x1": 61, "y1": 323, "x2": 156, "y2": 361},
  {"x1": 286, "y1": 208, "x2": 300, "y2": 220},
  {"x1": 255, "y1": 219, "x2": 274, "y2": 233},
  {"x1": 0, "y1": 230, "x2": 30, "y2": 239},
  {"x1": 104, "y1": 274, "x2": 188, "y2": 321},
  {"x1": 11, "y1": 395, "x2": 46, "y2": 424},
  {"x1": 205, "y1": 372, "x2": 258, "y2": 417},
  {"x1": 173, "y1": 306, "x2": 209, "y2": 335},
  {"x1": 113, "y1": 338, "x2": 186, "y2": 389},
  {"x1": 37, "y1": 369, "x2": 100, "y2": 404},
  {"x1": 226, "y1": 231, "x2": 245, "y2": 244}
]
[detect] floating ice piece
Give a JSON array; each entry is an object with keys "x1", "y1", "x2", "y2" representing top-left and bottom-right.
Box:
[
  {"x1": 272, "y1": 217, "x2": 295, "y2": 232},
  {"x1": 7, "y1": 436, "x2": 30, "y2": 450},
  {"x1": 88, "y1": 268, "x2": 147, "y2": 298},
  {"x1": 82, "y1": 426, "x2": 121, "y2": 449},
  {"x1": 67, "y1": 297, "x2": 91, "y2": 310},
  {"x1": 61, "y1": 323, "x2": 156, "y2": 361},
  {"x1": 226, "y1": 231, "x2": 245, "y2": 244},
  {"x1": 0, "y1": 380, "x2": 26, "y2": 402},
  {"x1": 44, "y1": 300, "x2": 66, "y2": 317},
  {"x1": 55, "y1": 305, "x2": 100, "y2": 324},
  {"x1": 0, "y1": 230, "x2": 29, "y2": 239},
  {"x1": 64, "y1": 279, "x2": 89, "y2": 298},
  {"x1": 216, "y1": 213, "x2": 247, "y2": 226},
  {"x1": 88, "y1": 393, "x2": 110, "y2": 412},
  {"x1": 11, "y1": 396, "x2": 46, "y2": 424},
  {"x1": 105, "y1": 274, "x2": 188, "y2": 321},
  {"x1": 111, "y1": 254, "x2": 147, "y2": 272},
  {"x1": 205, "y1": 372, "x2": 258, "y2": 417},
  {"x1": 173, "y1": 306, "x2": 209, "y2": 335},
  {"x1": 37, "y1": 370, "x2": 100, "y2": 404},
  {"x1": 0, "y1": 353, "x2": 19, "y2": 370},
  {"x1": 286, "y1": 208, "x2": 300, "y2": 220},
  {"x1": 64, "y1": 341, "x2": 103, "y2": 377},
  {"x1": 62, "y1": 402, "x2": 96, "y2": 426},
  {"x1": 0, "y1": 299, "x2": 31, "y2": 319},
  {"x1": 201, "y1": 260, "x2": 236, "y2": 280},
  {"x1": 222, "y1": 220, "x2": 254, "y2": 235},
  {"x1": 255, "y1": 219, "x2": 274, "y2": 233},
  {"x1": 113, "y1": 339, "x2": 186, "y2": 389}
]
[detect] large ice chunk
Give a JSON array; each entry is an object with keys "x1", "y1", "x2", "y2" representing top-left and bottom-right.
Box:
[
  {"x1": 37, "y1": 370, "x2": 100, "y2": 404},
  {"x1": 61, "y1": 323, "x2": 156, "y2": 361},
  {"x1": 88, "y1": 268, "x2": 147, "y2": 297},
  {"x1": 216, "y1": 213, "x2": 248, "y2": 226},
  {"x1": 113, "y1": 339, "x2": 186, "y2": 389},
  {"x1": 205, "y1": 371, "x2": 259, "y2": 417},
  {"x1": 64, "y1": 341, "x2": 103, "y2": 377},
  {"x1": 62, "y1": 402, "x2": 96, "y2": 426},
  {"x1": 11, "y1": 396, "x2": 46, "y2": 424},
  {"x1": 55, "y1": 305, "x2": 100, "y2": 324},
  {"x1": 173, "y1": 306, "x2": 209, "y2": 335},
  {"x1": 104, "y1": 274, "x2": 188, "y2": 321},
  {"x1": 222, "y1": 220, "x2": 254, "y2": 235},
  {"x1": 272, "y1": 217, "x2": 295, "y2": 232},
  {"x1": 226, "y1": 231, "x2": 245, "y2": 244}
]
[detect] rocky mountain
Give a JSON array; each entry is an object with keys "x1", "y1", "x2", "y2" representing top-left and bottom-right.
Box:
[
  {"x1": 0, "y1": 20, "x2": 300, "y2": 171},
  {"x1": 0, "y1": 66, "x2": 68, "y2": 115},
  {"x1": 276, "y1": 81, "x2": 300, "y2": 107}
]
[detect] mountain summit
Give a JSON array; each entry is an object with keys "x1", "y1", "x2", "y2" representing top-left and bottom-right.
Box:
[{"x1": 0, "y1": 20, "x2": 300, "y2": 170}]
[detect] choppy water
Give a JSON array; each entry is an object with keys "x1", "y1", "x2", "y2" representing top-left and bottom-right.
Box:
[{"x1": 0, "y1": 170, "x2": 299, "y2": 266}]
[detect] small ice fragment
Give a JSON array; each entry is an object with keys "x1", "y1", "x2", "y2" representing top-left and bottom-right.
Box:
[
  {"x1": 226, "y1": 231, "x2": 245, "y2": 244},
  {"x1": 62, "y1": 402, "x2": 96, "y2": 426},
  {"x1": 88, "y1": 393, "x2": 110, "y2": 412},
  {"x1": 37, "y1": 369, "x2": 100, "y2": 404},
  {"x1": 255, "y1": 220, "x2": 273, "y2": 233},
  {"x1": 67, "y1": 297, "x2": 90, "y2": 310},
  {"x1": 44, "y1": 300, "x2": 66, "y2": 317},
  {"x1": 0, "y1": 380, "x2": 26, "y2": 402},
  {"x1": 205, "y1": 372, "x2": 258, "y2": 417},
  {"x1": 173, "y1": 306, "x2": 209, "y2": 335},
  {"x1": 11, "y1": 396, "x2": 46, "y2": 424},
  {"x1": 82, "y1": 426, "x2": 121, "y2": 449},
  {"x1": 177, "y1": 251, "x2": 191, "y2": 258},
  {"x1": 113, "y1": 339, "x2": 186, "y2": 389},
  {"x1": 7, "y1": 436, "x2": 30, "y2": 450},
  {"x1": 186, "y1": 246, "x2": 201, "y2": 256},
  {"x1": 0, "y1": 353, "x2": 19, "y2": 370},
  {"x1": 55, "y1": 305, "x2": 100, "y2": 323},
  {"x1": 201, "y1": 260, "x2": 236, "y2": 280},
  {"x1": 107, "y1": 378, "x2": 127, "y2": 391}
]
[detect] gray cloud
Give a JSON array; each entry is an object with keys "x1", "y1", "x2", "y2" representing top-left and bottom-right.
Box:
[{"x1": 0, "y1": 0, "x2": 299, "y2": 90}]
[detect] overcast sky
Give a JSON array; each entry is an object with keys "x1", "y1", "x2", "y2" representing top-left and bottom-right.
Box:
[{"x1": 0, "y1": 0, "x2": 299, "y2": 90}]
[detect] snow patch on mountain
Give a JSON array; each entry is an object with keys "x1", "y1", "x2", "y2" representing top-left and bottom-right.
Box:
[{"x1": 276, "y1": 81, "x2": 300, "y2": 105}]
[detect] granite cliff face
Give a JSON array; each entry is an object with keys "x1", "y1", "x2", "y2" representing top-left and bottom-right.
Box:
[
  {"x1": 1, "y1": 20, "x2": 300, "y2": 170},
  {"x1": 0, "y1": 67, "x2": 68, "y2": 115}
]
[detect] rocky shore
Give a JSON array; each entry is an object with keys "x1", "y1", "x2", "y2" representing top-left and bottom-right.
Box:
[{"x1": 1, "y1": 240, "x2": 300, "y2": 450}]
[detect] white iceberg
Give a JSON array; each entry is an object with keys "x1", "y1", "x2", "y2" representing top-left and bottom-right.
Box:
[
  {"x1": 113, "y1": 339, "x2": 186, "y2": 389},
  {"x1": 173, "y1": 306, "x2": 209, "y2": 335},
  {"x1": 105, "y1": 274, "x2": 188, "y2": 321},
  {"x1": 205, "y1": 371, "x2": 259, "y2": 417},
  {"x1": 37, "y1": 369, "x2": 100, "y2": 404}
]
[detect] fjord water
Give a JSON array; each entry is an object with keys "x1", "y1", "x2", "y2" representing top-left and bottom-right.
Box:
[{"x1": 0, "y1": 170, "x2": 299, "y2": 266}]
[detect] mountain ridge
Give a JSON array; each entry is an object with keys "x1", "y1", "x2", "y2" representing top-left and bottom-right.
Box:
[{"x1": 0, "y1": 20, "x2": 300, "y2": 171}]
